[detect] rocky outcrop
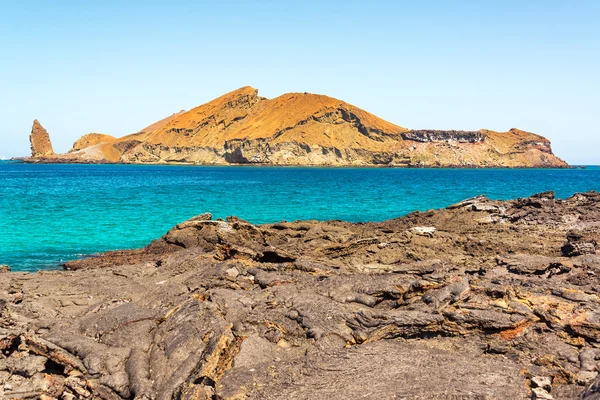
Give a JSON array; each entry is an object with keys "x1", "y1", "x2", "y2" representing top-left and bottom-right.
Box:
[
  {"x1": 401, "y1": 129, "x2": 485, "y2": 143},
  {"x1": 3, "y1": 192, "x2": 600, "y2": 398},
  {"x1": 25, "y1": 126, "x2": 119, "y2": 164},
  {"x1": 25, "y1": 87, "x2": 569, "y2": 167},
  {"x1": 29, "y1": 120, "x2": 55, "y2": 157}
]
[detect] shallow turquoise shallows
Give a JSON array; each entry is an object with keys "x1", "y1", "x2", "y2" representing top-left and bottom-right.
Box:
[{"x1": 1, "y1": 161, "x2": 599, "y2": 272}]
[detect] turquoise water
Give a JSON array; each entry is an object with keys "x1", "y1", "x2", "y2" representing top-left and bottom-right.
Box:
[{"x1": 1, "y1": 161, "x2": 599, "y2": 272}]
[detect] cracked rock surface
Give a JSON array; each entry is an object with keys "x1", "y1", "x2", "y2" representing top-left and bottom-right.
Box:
[{"x1": 2, "y1": 191, "x2": 600, "y2": 399}]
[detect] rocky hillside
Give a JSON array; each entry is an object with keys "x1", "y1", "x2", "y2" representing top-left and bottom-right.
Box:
[
  {"x1": 26, "y1": 87, "x2": 568, "y2": 167},
  {"x1": 2, "y1": 192, "x2": 600, "y2": 398}
]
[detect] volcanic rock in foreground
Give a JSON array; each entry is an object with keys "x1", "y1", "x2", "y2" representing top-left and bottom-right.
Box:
[
  {"x1": 3, "y1": 193, "x2": 600, "y2": 399},
  {"x1": 26, "y1": 87, "x2": 568, "y2": 167},
  {"x1": 29, "y1": 119, "x2": 55, "y2": 157}
]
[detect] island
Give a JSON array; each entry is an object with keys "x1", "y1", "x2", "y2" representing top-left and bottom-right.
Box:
[{"x1": 26, "y1": 87, "x2": 567, "y2": 168}]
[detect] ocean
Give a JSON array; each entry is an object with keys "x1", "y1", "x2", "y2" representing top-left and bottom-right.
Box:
[{"x1": 1, "y1": 161, "x2": 599, "y2": 272}]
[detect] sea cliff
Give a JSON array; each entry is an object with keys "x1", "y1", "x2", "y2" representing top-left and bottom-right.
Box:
[
  {"x1": 26, "y1": 87, "x2": 568, "y2": 167},
  {"x1": 29, "y1": 120, "x2": 55, "y2": 158},
  {"x1": 1, "y1": 192, "x2": 600, "y2": 398}
]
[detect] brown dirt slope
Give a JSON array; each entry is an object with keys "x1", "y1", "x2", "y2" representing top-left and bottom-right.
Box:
[
  {"x1": 137, "y1": 109, "x2": 187, "y2": 136},
  {"x1": 70, "y1": 133, "x2": 117, "y2": 152}
]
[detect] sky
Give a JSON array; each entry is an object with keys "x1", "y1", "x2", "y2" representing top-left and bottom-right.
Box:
[{"x1": 0, "y1": 0, "x2": 598, "y2": 164}]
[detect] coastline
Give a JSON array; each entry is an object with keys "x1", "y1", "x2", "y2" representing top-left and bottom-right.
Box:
[
  {"x1": 17, "y1": 157, "x2": 574, "y2": 169},
  {"x1": 2, "y1": 164, "x2": 598, "y2": 273},
  {"x1": 1, "y1": 191, "x2": 600, "y2": 398}
]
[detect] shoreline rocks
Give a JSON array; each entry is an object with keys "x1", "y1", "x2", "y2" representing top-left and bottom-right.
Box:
[{"x1": 2, "y1": 192, "x2": 600, "y2": 398}]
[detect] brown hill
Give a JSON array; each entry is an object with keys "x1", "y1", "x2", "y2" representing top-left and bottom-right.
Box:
[
  {"x1": 28, "y1": 87, "x2": 568, "y2": 167},
  {"x1": 70, "y1": 133, "x2": 117, "y2": 151}
]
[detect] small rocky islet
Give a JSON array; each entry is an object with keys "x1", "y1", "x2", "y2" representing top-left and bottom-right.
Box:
[
  {"x1": 2, "y1": 191, "x2": 600, "y2": 399},
  {"x1": 26, "y1": 86, "x2": 567, "y2": 168}
]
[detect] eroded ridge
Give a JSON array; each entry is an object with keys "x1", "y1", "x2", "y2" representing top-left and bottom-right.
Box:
[{"x1": 2, "y1": 192, "x2": 600, "y2": 399}]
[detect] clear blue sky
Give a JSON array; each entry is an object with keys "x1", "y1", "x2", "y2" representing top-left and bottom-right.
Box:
[{"x1": 0, "y1": 0, "x2": 598, "y2": 164}]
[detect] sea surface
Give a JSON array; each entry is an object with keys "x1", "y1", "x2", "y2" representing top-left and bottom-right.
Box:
[{"x1": 1, "y1": 161, "x2": 599, "y2": 272}]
